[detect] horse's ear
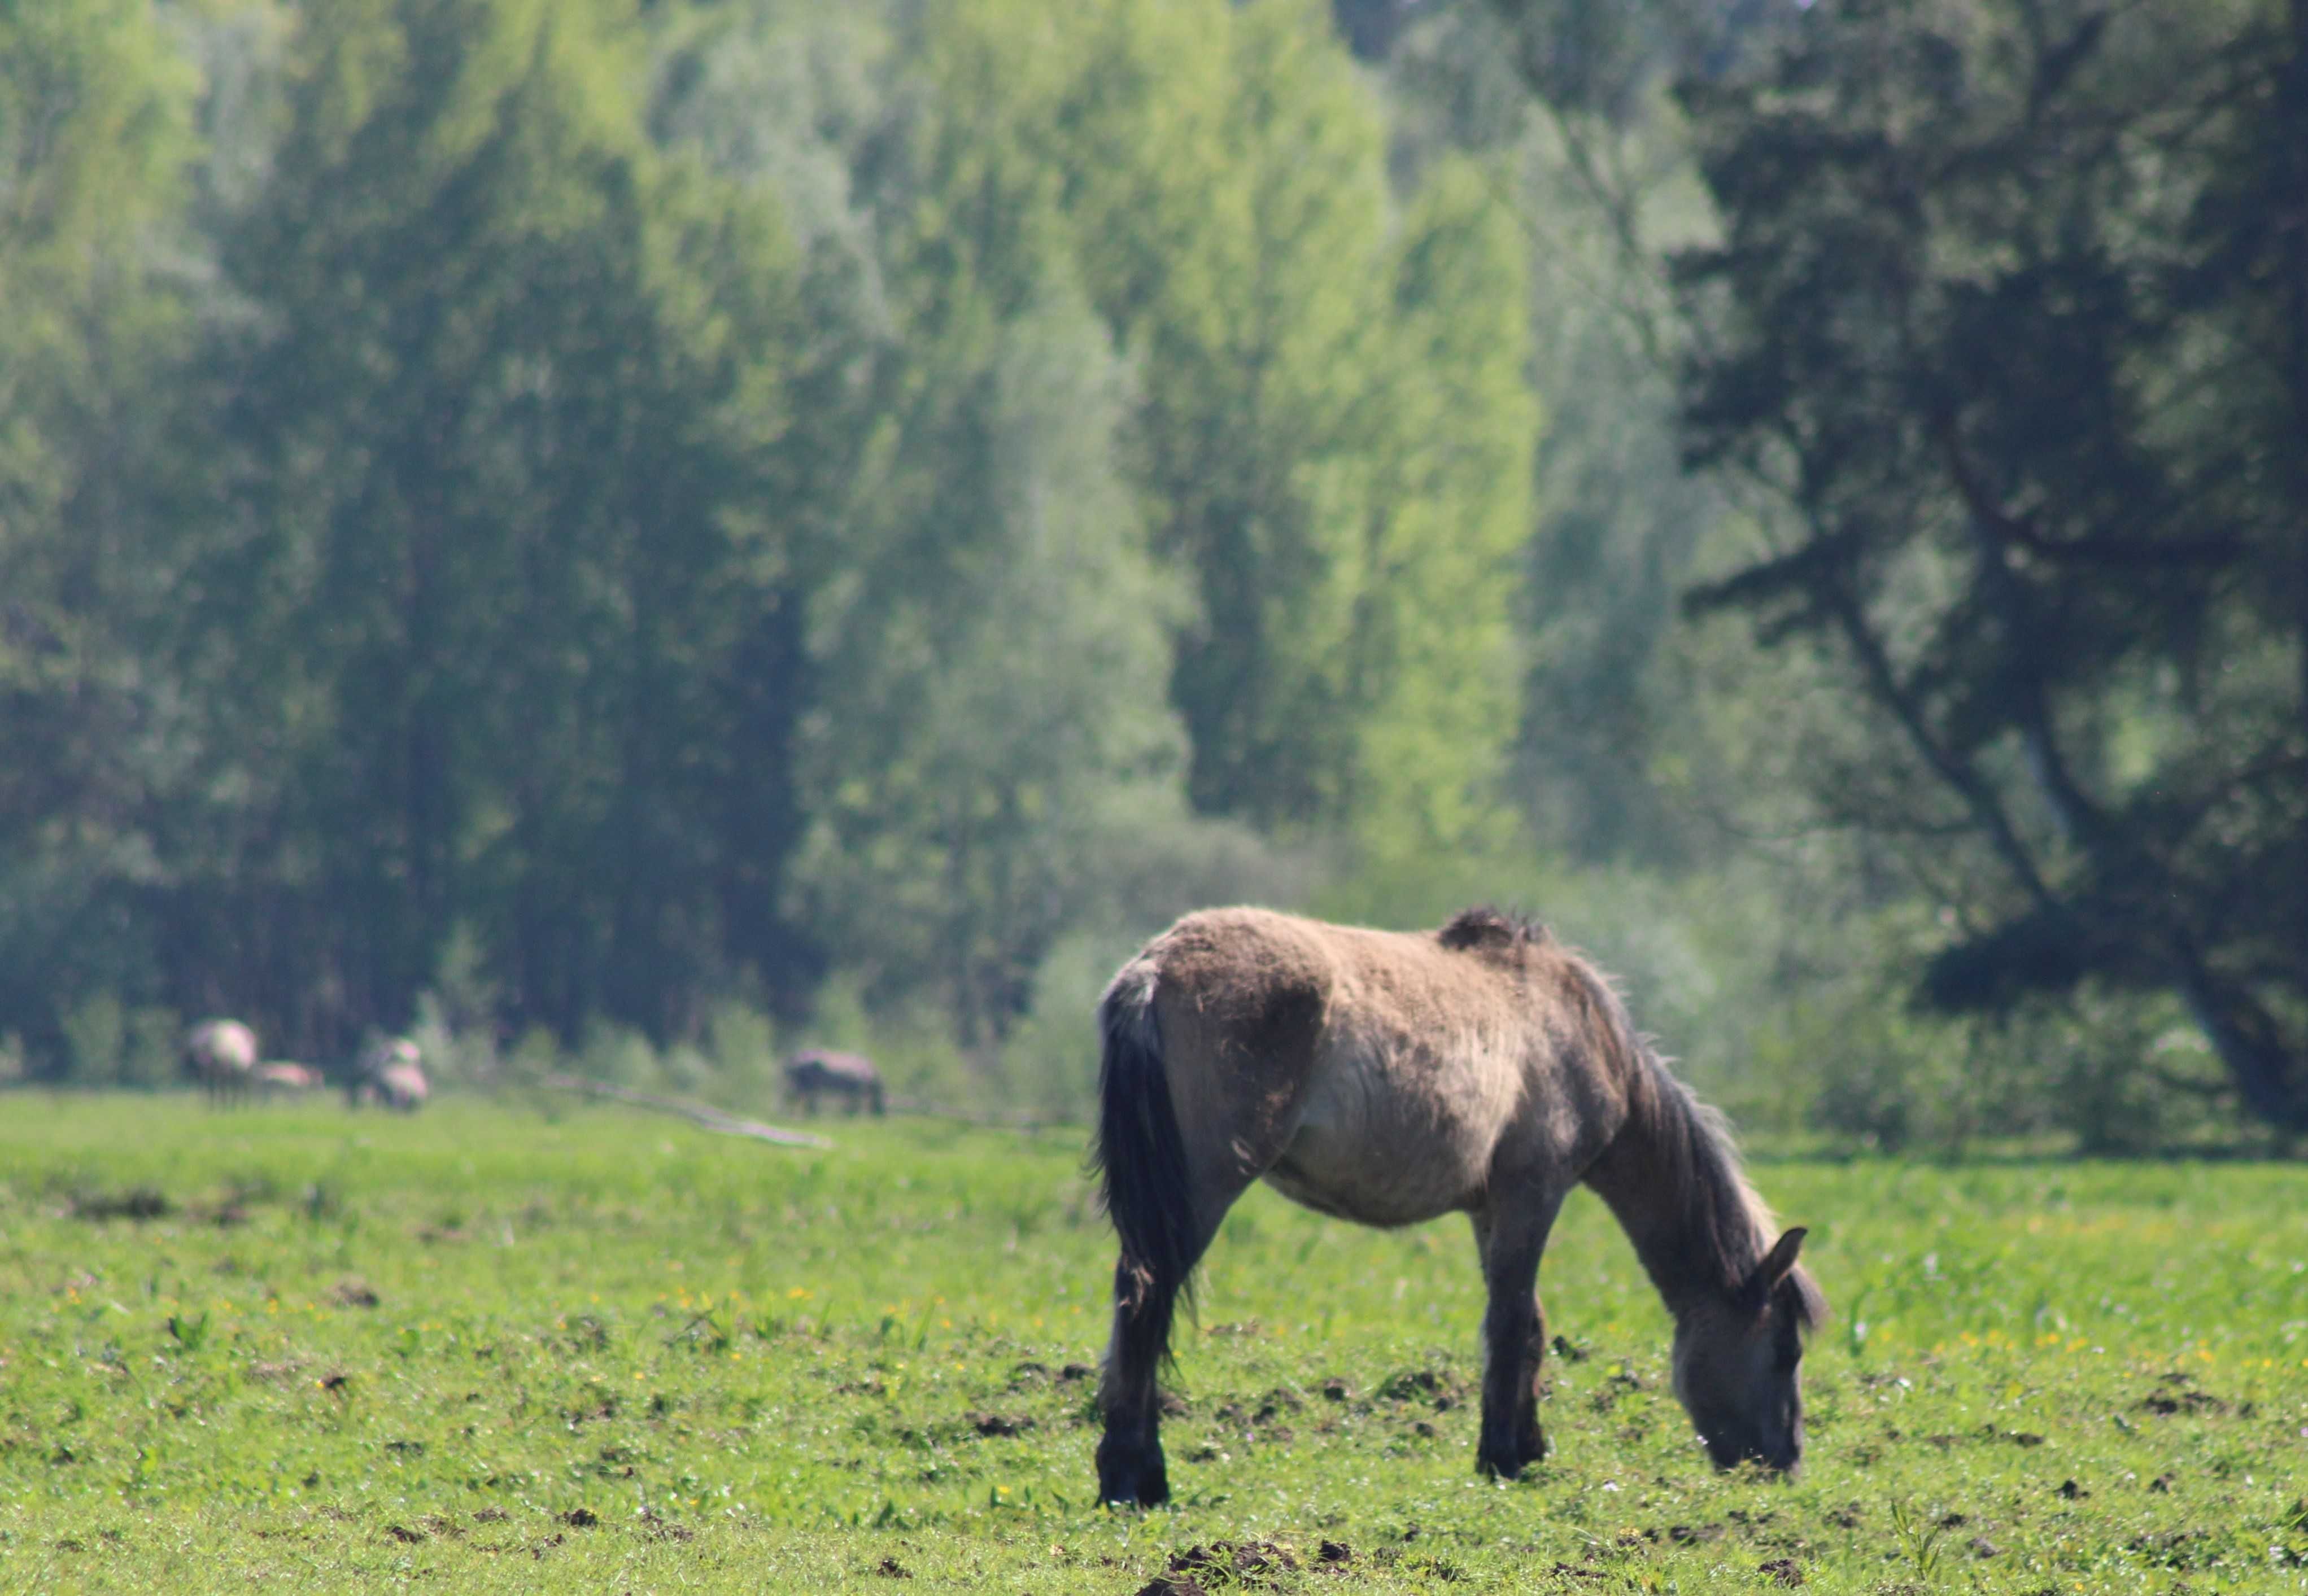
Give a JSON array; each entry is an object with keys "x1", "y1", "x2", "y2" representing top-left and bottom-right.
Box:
[{"x1": 1744, "y1": 1227, "x2": 1807, "y2": 1310}]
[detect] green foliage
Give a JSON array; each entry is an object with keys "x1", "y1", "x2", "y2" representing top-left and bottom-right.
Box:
[
  {"x1": 1386, "y1": 0, "x2": 1750, "y2": 874},
  {"x1": 1669, "y1": 0, "x2": 2308, "y2": 1129},
  {"x1": 58, "y1": 995, "x2": 180, "y2": 1091},
  {"x1": 894, "y1": 0, "x2": 1540, "y2": 863},
  {"x1": 0, "y1": 0, "x2": 196, "y2": 391},
  {"x1": 787, "y1": 281, "x2": 1207, "y2": 1051},
  {"x1": 3, "y1": 1098, "x2": 2307, "y2": 1590},
  {"x1": 648, "y1": 0, "x2": 1535, "y2": 1059},
  {"x1": 0, "y1": 0, "x2": 204, "y2": 1059},
  {"x1": 166, "y1": 0, "x2": 820, "y2": 1048},
  {"x1": 7, "y1": 0, "x2": 2295, "y2": 1160}
]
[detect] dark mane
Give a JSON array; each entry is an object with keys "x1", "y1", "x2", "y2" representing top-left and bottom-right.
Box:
[
  {"x1": 1437, "y1": 905, "x2": 1550, "y2": 953},
  {"x1": 1637, "y1": 1054, "x2": 1796, "y2": 1309},
  {"x1": 1572, "y1": 961, "x2": 1825, "y2": 1330}
]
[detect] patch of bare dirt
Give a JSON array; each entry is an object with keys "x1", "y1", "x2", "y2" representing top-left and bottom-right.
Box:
[
  {"x1": 638, "y1": 1507, "x2": 692, "y2": 1542},
  {"x1": 967, "y1": 1411, "x2": 1034, "y2": 1437},
  {"x1": 1166, "y1": 1540, "x2": 1301, "y2": 1588},
  {"x1": 70, "y1": 1187, "x2": 173, "y2": 1221},
  {"x1": 1376, "y1": 1367, "x2": 1467, "y2": 1411}
]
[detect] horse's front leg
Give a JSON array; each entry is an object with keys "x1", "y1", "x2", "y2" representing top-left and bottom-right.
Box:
[{"x1": 1471, "y1": 1193, "x2": 1564, "y2": 1479}]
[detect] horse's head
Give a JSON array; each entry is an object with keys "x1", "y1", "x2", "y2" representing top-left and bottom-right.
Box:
[{"x1": 1670, "y1": 1227, "x2": 1821, "y2": 1475}]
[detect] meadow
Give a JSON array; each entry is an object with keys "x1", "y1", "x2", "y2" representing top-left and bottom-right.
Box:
[{"x1": 1, "y1": 1096, "x2": 2304, "y2": 1593}]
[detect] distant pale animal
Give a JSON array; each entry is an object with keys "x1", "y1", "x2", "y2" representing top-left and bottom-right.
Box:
[
  {"x1": 349, "y1": 1036, "x2": 429, "y2": 1112},
  {"x1": 255, "y1": 1061, "x2": 323, "y2": 1095},
  {"x1": 784, "y1": 1049, "x2": 885, "y2": 1116},
  {"x1": 1088, "y1": 906, "x2": 1824, "y2": 1507},
  {"x1": 183, "y1": 1018, "x2": 259, "y2": 1107}
]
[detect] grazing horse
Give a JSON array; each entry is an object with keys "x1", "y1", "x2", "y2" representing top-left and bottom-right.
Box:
[
  {"x1": 784, "y1": 1049, "x2": 885, "y2": 1116},
  {"x1": 349, "y1": 1037, "x2": 429, "y2": 1112},
  {"x1": 255, "y1": 1061, "x2": 324, "y2": 1095},
  {"x1": 183, "y1": 1019, "x2": 259, "y2": 1106},
  {"x1": 1090, "y1": 906, "x2": 1824, "y2": 1507}
]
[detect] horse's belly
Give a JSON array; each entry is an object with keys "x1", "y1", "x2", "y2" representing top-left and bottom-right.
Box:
[
  {"x1": 1260, "y1": 1154, "x2": 1468, "y2": 1228},
  {"x1": 1259, "y1": 1059, "x2": 1500, "y2": 1228}
]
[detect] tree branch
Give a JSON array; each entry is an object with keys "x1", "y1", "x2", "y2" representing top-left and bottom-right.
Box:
[{"x1": 1817, "y1": 559, "x2": 2061, "y2": 913}]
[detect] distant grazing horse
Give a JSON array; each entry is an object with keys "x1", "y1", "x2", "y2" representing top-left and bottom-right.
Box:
[
  {"x1": 1090, "y1": 906, "x2": 1824, "y2": 1506},
  {"x1": 183, "y1": 1019, "x2": 259, "y2": 1106},
  {"x1": 349, "y1": 1037, "x2": 429, "y2": 1112},
  {"x1": 784, "y1": 1049, "x2": 885, "y2": 1116},
  {"x1": 255, "y1": 1061, "x2": 323, "y2": 1096}
]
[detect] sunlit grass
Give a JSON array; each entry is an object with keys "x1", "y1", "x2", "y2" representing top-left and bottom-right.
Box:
[{"x1": 2, "y1": 1095, "x2": 2305, "y2": 1591}]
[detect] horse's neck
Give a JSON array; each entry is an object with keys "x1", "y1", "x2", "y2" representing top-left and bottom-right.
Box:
[{"x1": 1581, "y1": 1077, "x2": 1755, "y2": 1321}]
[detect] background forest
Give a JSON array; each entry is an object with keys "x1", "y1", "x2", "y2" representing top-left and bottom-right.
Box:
[{"x1": 3, "y1": 0, "x2": 2302, "y2": 1154}]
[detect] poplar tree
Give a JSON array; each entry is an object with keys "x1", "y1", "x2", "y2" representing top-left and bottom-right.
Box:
[
  {"x1": 0, "y1": 0, "x2": 202, "y2": 1055},
  {"x1": 189, "y1": 0, "x2": 815, "y2": 1046}
]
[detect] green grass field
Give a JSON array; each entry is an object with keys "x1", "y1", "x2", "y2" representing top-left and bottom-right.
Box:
[{"x1": 2, "y1": 1096, "x2": 2305, "y2": 1593}]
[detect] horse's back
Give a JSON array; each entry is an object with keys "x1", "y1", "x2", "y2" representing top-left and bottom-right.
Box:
[
  {"x1": 1137, "y1": 906, "x2": 1541, "y2": 1053},
  {"x1": 348, "y1": 1037, "x2": 427, "y2": 1110},
  {"x1": 379, "y1": 1060, "x2": 429, "y2": 1109},
  {"x1": 359, "y1": 1036, "x2": 419, "y2": 1075},
  {"x1": 787, "y1": 1049, "x2": 879, "y2": 1088},
  {"x1": 1124, "y1": 908, "x2": 1583, "y2": 1226},
  {"x1": 187, "y1": 1018, "x2": 258, "y2": 1070}
]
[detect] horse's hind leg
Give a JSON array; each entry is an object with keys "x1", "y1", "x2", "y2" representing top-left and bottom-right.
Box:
[
  {"x1": 1471, "y1": 1191, "x2": 1565, "y2": 1479},
  {"x1": 1094, "y1": 974, "x2": 1299, "y2": 1506},
  {"x1": 1095, "y1": 1151, "x2": 1259, "y2": 1503},
  {"x1": 1096, "y1": 1242, "x2": 1181, "y2": 1506}
]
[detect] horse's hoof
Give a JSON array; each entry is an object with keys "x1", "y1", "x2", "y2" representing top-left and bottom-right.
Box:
[
  {"x1": 1094, "y1": 1429, "x2": 1172, "y2": 1512},
  {"x1": 1100, "y1": 1465, "x2": 1171, "y2": 1507},
  {"x1": 1096, "y1": 1450, "x2": 1170, "y2": 1508},
  {"x1": 1098, "y1": 1481, "x2": 1170, "y2": 1508}
]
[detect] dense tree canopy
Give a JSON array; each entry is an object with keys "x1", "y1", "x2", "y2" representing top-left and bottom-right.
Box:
[
  {"x1": 5, "y1": 0, "x2": 2301, "y2": 1148},
  {"x1": 0, "y1": 0, "x2": 202, "y2": 1063},
  {"x1": 181, "y1": 0, "x2": 818, "y2": 1050},
  {"x1": 1668, "y1": 0, "x2": 2308, "y2": 1127},
  {"x1": 0, "y1": 0, "x2": 1542, "y2": 1083},
  {"x1": 633, "y1": 0, "x2": 1542, "y2": 1053},
  {"x1": 900, "y1": 0, "x2": 1538, "y2": 851}
]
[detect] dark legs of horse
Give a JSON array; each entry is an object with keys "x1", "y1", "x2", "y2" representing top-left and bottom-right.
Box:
[
  {"x1": 1096, "y1": 1203, "x2": 1221, "y2": 1508},
  {"x1": 1095, "y1": 1251, "x2": 1178, "y2": 1505},
  {"x1": 1472, "y1": 1196, "x2": 1562, "y2": 1479}
]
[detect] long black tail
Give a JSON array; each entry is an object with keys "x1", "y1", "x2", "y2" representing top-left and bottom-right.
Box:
[{"x1": 1089, "y1": 964, "x2": 1199, "y2": 1314}]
